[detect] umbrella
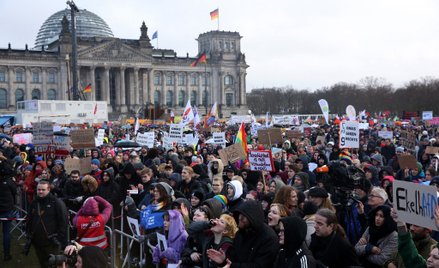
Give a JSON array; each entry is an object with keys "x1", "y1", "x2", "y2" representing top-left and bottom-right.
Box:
[
  {"x1": 0, "y1": 133, "x2": 12, "y2": 141},
  {"x1": 114, "y1": 140, "x2": 141, "y2": 148}
]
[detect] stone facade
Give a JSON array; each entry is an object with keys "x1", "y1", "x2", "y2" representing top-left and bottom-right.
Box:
[{"x1": 0, "y1": 18, "x2": 248, "y2": 119}]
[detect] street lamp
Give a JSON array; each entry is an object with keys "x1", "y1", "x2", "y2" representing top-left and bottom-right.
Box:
[{"x1": 66, "y1": 0, "x2": 79, "y2": 100}]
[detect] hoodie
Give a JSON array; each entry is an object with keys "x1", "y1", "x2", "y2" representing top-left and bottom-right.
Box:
[
  {"x1": 207, "y1": 158, "x2": 224, "y2": 181},
  {"x1": 96, "y1": 168, "x2": 121, "y2": 206},
  {"x1": 227, "y1": 180, "x2": 244, "y2": 213}
]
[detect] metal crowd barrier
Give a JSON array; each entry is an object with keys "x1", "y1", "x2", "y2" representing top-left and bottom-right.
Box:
[{"x1": 113, "y1": 229, "x2": 144, "y2": 268}]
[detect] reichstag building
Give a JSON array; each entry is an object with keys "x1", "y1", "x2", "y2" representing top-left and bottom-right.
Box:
[{"x1": 0, "y1": 8, "x2": 249, "y2": 118}]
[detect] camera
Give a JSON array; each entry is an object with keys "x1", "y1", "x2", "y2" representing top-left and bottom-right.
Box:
[{"x1": 48, "y1": 253, "x2": 77, "y2": 267}]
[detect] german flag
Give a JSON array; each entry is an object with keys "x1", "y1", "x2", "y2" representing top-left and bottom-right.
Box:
[
  {"x1": 190, "y1": 53, "x2": 207, "y2": 67},
  {"x1": 83, "y1": 83, "x2": 92, "y2": 93},
  {"x1": 210, "y1": 9, "x2": 219, "y2": 20}
]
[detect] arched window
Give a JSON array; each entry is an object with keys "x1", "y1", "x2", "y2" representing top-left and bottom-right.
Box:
[
  {"x1": 224, "y1": 75, "x2": 234, "y2": 86},
  {"x1": 166, "y1": 90, "x2": 173, "y2": 107},
  {"x1": 15, "y1": 89, "x2": 24, "y2": 103},
  {"x1": 179, "y1": 90, "x2": 185, "y2": 107},
  {"x1": 32, "y1": 88, "x2": 41, "y2": 100},
  {"x1": 0, "y1": 89, "x2": 7, "y2": 108},
  {"x1": 191, "y1": 91, "x2": 197, "y2": 106},
  {"x1": 154, "y1": 90, "x2": 161, "y2": 106},
  {"x1": 47, "y1": 89, "x2": 57, "y2": 100}
]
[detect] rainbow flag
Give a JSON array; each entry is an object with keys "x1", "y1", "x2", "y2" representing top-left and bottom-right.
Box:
[
  {"x1": 210, "y1": 9, "x2": 219, "y2": 20},
  {"x1": 235, "y1": 122, "x2": 247, "y2": 157},
  {"x1": 204, "y1": 102, "x2": 218, "y2": 127}
]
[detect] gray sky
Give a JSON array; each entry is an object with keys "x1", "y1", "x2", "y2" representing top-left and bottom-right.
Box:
[{"x1": 1, "y1": 0, "x2": 439, "y2": 91}]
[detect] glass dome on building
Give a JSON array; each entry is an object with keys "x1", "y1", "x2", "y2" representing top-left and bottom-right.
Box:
[{"x1": 35, "y1": 9, "x2": 113, "y2": 48}]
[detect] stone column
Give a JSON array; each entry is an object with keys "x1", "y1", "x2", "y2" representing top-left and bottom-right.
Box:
[
  {"x1": 242, "y1": 73, "x2": 247, "y2": 105},
  {"x1": 41, "y1": 68, "x2": 47, "y2": 100},
  {"x1": 120, "y1": 67, "x2": 127, "y2": 112},
  {"x1": 133, "y1": 68, "x2": 139, "y2": 106},
  {"x1": 197, "y1": 73, "x2": 202, "y2": 108},
  {"x1": 90, "y1": 66, "x2": 96, "y2": 101},
  {"x1": 103, "y1": 67, "x2": 111, "y2": 112},
  {"x1": 8, "y1": 67, "x2": 14, "y2": 108},
  {"x1": 141, "y1": 69, "x2": 147, "y2": 105},
  {"x1": 148, "y1": 69, "x2": 154, "y2": 104},
  {"x1": 185, "y1": 73, "x2": 190, "y2": 106},
  {"x1": 161, "y1": 72, "x2": 166, "y2": 106},
  {"x1": 25, "y1": 68, "x2": 31, "y2": 100}
]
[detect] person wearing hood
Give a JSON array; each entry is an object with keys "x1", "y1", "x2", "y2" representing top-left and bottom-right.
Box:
[
  {"x1": 292, "y1": 172, "x2": 310, "y2": 192},
  {"x1": 96, "y1": 167, "x2": 121, "y2": 208},
  {"x1": 118, "y1": 162, "x2": 141, "y2": 203},
  {"x1": 274, "y1": 216, "x2": 316, "y2": 268},
  {"x1": 208, "y1": 157, "x2": 224, "y2": 182},
  {"x1": 51, "y1": 159, "x2": 69, "y2": 198},
  {"x1": 364, "y1": 164, "x2": 381, "y2": 186},
  {"x1": 23, "y1": 160, "x2": 47, "y2": 202},
  {"x1": 73, "y1": 195, "x2": 112, "y2": 249},
  {"x1": 294, "y1": 158, "x2": 316, "y2": 187},
  {"x1": 226, "y1": 180, "x2": 244, "y2": 213},
  {"x1": 152, "y1": 210, "x2": 188, "y2": 265},
  {"x1": 207, "y1": 200, "x2": 279, "y2": 268}
]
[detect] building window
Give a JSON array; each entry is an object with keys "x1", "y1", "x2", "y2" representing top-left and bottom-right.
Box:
[
  {"x1": 219, "y1": 41, "x2": 223, "y2": 50},
  {"x1": 166, "y1": 90, "x2": 173, "y2": 107},
  {"x1": 179, "y1": 90, "x2": 185, "y2": 107},
  {"x1": 48, "y1": 71, "x2": 56, "y2": 83},
  {"x1": 0, "y1": 89, "x2": 7, "y2": 108},
  {"x1": 178, "y1": 74, "x2": 186, "y2": 86},
  {"x1": 190, "y1": 74, "x2": 198, "y2": 86},
  {"x1": 202, "y1": 74, "x2": 210, "y2": 86},
  {"x1": 166, "y1": 73, "x2": 174, "y2": 86},
  {"x1": 226, "y1": 93, "x2": 234, "y2": 107},
  {"x1": 224, "y1": 75, "x2": 234, "y2": 86},
  {"x1": 225, "y1": 42, "x2": 230, "y2": 50},
  {"x1": 16, "y1": 69, "x2": 24, "y2": 82},
  {"x1": 154, "y1": 90, "x2": 161, "y2": 105},
  {"x1": 15, "y1": 89, "x2": 24, "y2": 103},
  {"x1": 202, "y1": 90, "x2": 209, "y2": 106},
  {"x1": 191, "y1": 91, "x2": 197, "y2": 106},
  {"x1": 154, "y1": 73, "x2": 161, "y2": 85},
  {"x1": 0, "y1": 70, "x2": 5, "y2": 82},
  {"x1": 32, "y1": 71, "x2": 40, "y2": 83},
  {"x1": 32, "y1": 88, "x2": 41, "y2": 100},
  {"x1": 231, "y1": 41, "x2": 235, "y2": 51},
  {"x1": 48, "y1": 89, "x2": 57, "y2": 100}
]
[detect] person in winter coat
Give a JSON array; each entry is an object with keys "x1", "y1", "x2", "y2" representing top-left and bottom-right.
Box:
[
  {"x1": 274, "y1": 216, "x2": 316, "y2": 268},
  {"x1": 152, "y1": 210, "x2": 188, "y2": 265},
  {"x1": 178, "y1": 166, "x2": 204, "y2": 199},
  {"x1": 73, "y1": 196, "x2": 112, "y2": 249},
  {"x1": 0, "y1": 153, "x2": 16, "y2": 261},
  {"x1": 23, "y1": 160, "x2": 47, "y2": 202},
  {"x1": 81, "y1": 175, "x2": 99, "y2": 200},
  {"x1": 96, "y1": 167, "x2": 120, "y2": 208},
  {"x1": 355, "y1": 205, "x2": 397, "y2": 268},
  {"x1": 62, "y1": 170, "x2": 85, "y2": 211},
  {"x1": 207, "y1": 158, "x2": 224, "y2": 182},
  {"x1": 51, "y1": 159, "x2": 69, "y2": 198},
  {"x1": 225, "y1": 180, "x2": 244, "y2": 213},
  {"x1": 207, "y1": 200, "x2": 279, "y2": 268}
]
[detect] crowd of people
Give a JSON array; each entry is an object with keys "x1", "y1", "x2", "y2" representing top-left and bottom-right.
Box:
[{"x1": 0, "y1": 117, "x2": 439, "y2": 268}]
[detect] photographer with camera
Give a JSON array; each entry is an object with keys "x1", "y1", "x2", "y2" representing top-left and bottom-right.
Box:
[
  {"x1": 24, "y1": 180, "x2": 68, "y2": 267},
  {"x1": 49, "y1": 242, "x2": 109, "y2": 268}
]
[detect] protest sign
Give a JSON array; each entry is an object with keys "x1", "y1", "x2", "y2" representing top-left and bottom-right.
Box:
[
  {"x1": 163, "y1": 136, "x2": 174, "y2": 151},
  {"x1": 258, "y1": 128, "x2": 283, "y2": 145},
  {"x1": 316, "y1": 135, "x2": 326, "y2": 145},
  {"x1": 53, "y1": 135, "x2": 71, "y2": 152},
  {"x1": 71, "y1": 129, "x2": 96, "y2": 149},
  {"x1": 397, "y1": 154, "x2": 418, "y2": 170},
  {"x1": 13, "y1": 133, "x2": 33, "y2": 145},
  {"x1": 169, "y1": 124, "x2": 183, "y2": 143},
  {"x1": 218, "y1": 143, "x2": 246, "y2": 164},
  {"x1": 286, "y1": 130, "x2": 302, "y2": 139},
  {"x1": 339, "y1": 121, "x2": 359, "y2": 148},
  {"x1": 428, "y1": 117, "x2": 439, "y2": 126},
  {"x1": 248, "y1": 150, "x2": 274, "y2": 172},
  {"x1": 64, "y1": 157, "x2": 92, "y2": 175},
  {"x1": 32, "y1": 121, "x2": 53, "y2": 146},
  {"x1": 213, "y1": 132, "x2": 226, "y2": 148},
  {"x1": 358, "y1": 123, "x2": 369, "y2": 130},
  {"x1": 400, "y1": 130, "x2": 416, "y2": 153},
  {"x1": 136, "y1": 132, "x2": 155, "y2": 148},
  {"x1": 425, "y1": 146, "x2": 439, "y2": 155},
  {"x1": 95, "y1": 129, "x2": 105, "y2": 146},
  {"x1": 272, "y1": 115, "x2": 301, "y2": 126},
  {"x1": 378, "y1": 131, "x2": 393, "y2": 140},
  {"x1": 423, "y1": 111, "x2": 433, "y2": 120},
  {"x1": 346, "y1": 105, "x2": 356, "y2": 121},
  {"x1": 393, "y1": 180, "x2": 439, "y2": 230}
]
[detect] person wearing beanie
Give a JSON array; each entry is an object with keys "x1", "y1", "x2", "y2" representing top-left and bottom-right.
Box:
[
  {"x1": 213, "y1": 194, "x2": 229, "y2": 213},
  {"x1": 302, "y1": 201, "x2": 319, "y2": 246},
  {"x1": 201, "y1": 198, "x2": 223, "y2": 220},
  {"x1": 226, "y1": 180, "x2": 244, "y2": 213},
  {"x1": 308, "y1": 187, "x2": 336, "y2": 212},
  {"x1": 190, "y1": 190, "x2": 205, "y2": 212},
  {"x1": 73, "y1": 196, "x2": 112, "y2": 249},
  {"x1": 89, "y1": 158, "x2": 103, "y2": 184}
]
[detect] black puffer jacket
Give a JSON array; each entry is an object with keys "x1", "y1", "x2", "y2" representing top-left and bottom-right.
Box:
[
  {"x1": 96, "y1": 167, "x2": 121, "y2": 207},
  {"x1": 228, "y1": 200, "x2": 279, "y2": 268}
]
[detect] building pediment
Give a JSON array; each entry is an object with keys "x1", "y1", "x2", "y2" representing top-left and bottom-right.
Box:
[{"x1": 78, "y1": 40, "x2": 152, "y2": 62}]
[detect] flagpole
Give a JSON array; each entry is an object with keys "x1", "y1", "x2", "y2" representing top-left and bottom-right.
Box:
[
  {"x1": 217, "y1": 7, "x2": 220, "y2": 30},
  {"x1": 156, "y1": 37, "x2": 158, "y2": 49},
  {"x1": 204, "y1": 62, "x2": 208, "y2": 115}
]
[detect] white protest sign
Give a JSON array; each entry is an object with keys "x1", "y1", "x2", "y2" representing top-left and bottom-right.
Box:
[
  {"x1": 96, "y1": 129, "x2": 105, "y2": 146},
  {"x1": 393, "y1": 180, "x2": 439, "y2": 231},
  {"x1": 136, "y1": 132, "x2": 155, "y2": 148},
  {"x1": 358, "y1": 123, "x2": 369, "y2": 130},
  {"x1": 32, "y1": 121, "x2": 53, "y2": 145},
  {"x1": 339, "y1": 121, "x2": 359, "y2": 148},
  {"x1": 248, "y1": 150, "x2": 274, "y2": 172},
  {"x1": 53, "y1": 125, "x2": 62, "y2": 132},
  {"x1": 423, "y1": 111, "x2": 433, "y2": 120},
  {"x1": 163, "y1": 135, "x2": 174, "y2": 151},
  {"x1": 13, "y1": 133, "x2": 33, "y2": 145},
  {"x1": 213, "y1": 132, "x2": 226, "y2": 147},
  {"x1": 378, "y1": 131, "x2": 393, "y2": 140},
  {"x1": 169, "y1": 124, "x2": 183, "y2": 142},
  {"x1": 127, "y1": 216, "x2": 141, "y2": 236}
]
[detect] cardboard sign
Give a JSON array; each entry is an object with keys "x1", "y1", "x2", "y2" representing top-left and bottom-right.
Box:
[
  {"x1": 339, "y1": 121, "x2": 359, "y2": 148},
  {"x1": 13, "y1": 133, "x2": 33, "y2": 145},
  {"x1": 64, "y1": 157, "x2": 92, "y2": 175},
  {"x1": 393, "y1": 180, "x2": 439, "y2": 231},
  {"x1": 96, "y1": 129, "x2": 105, "y2": 146},
  {"x1": 316, "y1": 135, "x2": 326, "y2": 144},
  {"x1": 136, "y1": 132, "x2": 155, "y2": 148},
  {"x1": 423, "y1": 111, "x2": 433, "y2": 120},
  {"x1": 378, "y1": 131, "x2": 393, "y2": 140},
  {"x1": 213, "y1": 132, "x2": 226, "y2": 148},
  {"x1": 400, "y1": 130, "x2": 416, "y2": 153},
  {"x1": 218, "y1": 143, "x2": 246, "y2": 164},
  {"x1": 169, "y1": 124, "x2": 183, "y2": 142},
  {"x1": 286, "y1": 130, "x2": 302, "y2": 139},
  {"x1": 258, "y1": 128, "x2": 283, "y2": 145},
  {"x1": 53, "y1": 135, "x2": 71, "y2": 151},
  {"x1": 397, "y1": 154, "x2": 418, "y2": 170},
  {"x1": 248, "y1": 150, "x2": 274, "y2": 171},
  {"x1": 425, "y1": 146, "x2": 439, "y2": 155},
  {"x1": 71, "y1": 129, "x2": 96, "y2": 149}
]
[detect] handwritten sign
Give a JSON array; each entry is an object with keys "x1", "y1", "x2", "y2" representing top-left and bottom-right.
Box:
[
  {"x1": 64, "y1": 157, "x2": 92, "y2": 175},
  {"x1": 248, "y1": 150, "x2": 274, "y2": 171},
  {"x1": 162, "y1": 135, "x2": 174, "y2": 151},
  {"x1": 136, "y1": 132, "x2": 155, "y2": 148},
  {"x1": 400, "y1": 130, "x2": 416, "y2": 154},
  {"x1": 218, "y1": 143, "x2": 246, "y2": 164},
  {"x1": 53, "y1": 135, "x2": 71, "y2": 151},
  {"x1": 286, "y1": 130, "x2": 302, "y2": 139},
  {"x1": 213, "y1": 132, "x2": 226, "y2": 148},
  {"x1": 169, "y1": 124, "x2": 183, "y2": 143},
  {"x1": 96, "y1": 129, "x2": 105, "y2": 146},
  {"x1": 339, "y1": 121, "x2": 359, "y2": 148},
  {"x1": 393, "y1": 180, "x2": 439, "y2": 230},
  {"x1": 71, "y1": 129, "x2": 96, "y2": 149},
  {"x1": 378, "y1": 131, "x2": 393, "y2": 140},
  {"x1": 32, "y1": 121, "x2": 53, "y2": 146},
  {"x1": 425, "y1": 146, "x2": 439, "y2": 155},
  {"x1": 258, "y1": 128, "x2": 283, "y2": 145},
  {"x1": 397, "y1": 154, "x2": 419, "y2": 170}
]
